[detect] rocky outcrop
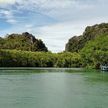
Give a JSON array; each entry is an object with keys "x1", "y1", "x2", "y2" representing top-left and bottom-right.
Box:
[
  {"x1": 0, "y1": 32, "x2": 48, "y2": 52},
  {"x1": 65, "y1": 23, "x2": 108, "y2": 52}
]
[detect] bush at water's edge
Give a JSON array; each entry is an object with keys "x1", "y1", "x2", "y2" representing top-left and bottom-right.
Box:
[{"x1": 0, "y1": 49, "x2": 82, "y2": 68}]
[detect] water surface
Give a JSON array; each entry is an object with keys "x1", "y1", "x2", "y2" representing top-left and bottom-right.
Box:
[{"x1": 0, "y1": 68, "x2": 108, "y2": 108}]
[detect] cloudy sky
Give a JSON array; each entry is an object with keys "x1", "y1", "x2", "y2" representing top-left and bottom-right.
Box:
[{"x1": 0, "y1": 0, "x2": 108, "y2": 52}]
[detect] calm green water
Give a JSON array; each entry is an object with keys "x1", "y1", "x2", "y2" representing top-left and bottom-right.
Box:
[{"x1": 0, "y1": 68, "x2": 108, "y2": 108}]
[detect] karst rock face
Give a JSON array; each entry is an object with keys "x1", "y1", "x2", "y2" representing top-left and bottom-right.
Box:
[
  {"x1": 65, "y1": 23, "x2": 108, "y2": 52},
  {"x1": 0, "y1": 32, "x2": 48, "y2": 52}
]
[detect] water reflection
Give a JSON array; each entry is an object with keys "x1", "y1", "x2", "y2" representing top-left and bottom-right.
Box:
[{"x1": 0, "y1": 69, "x2": 108, "y2": 108}]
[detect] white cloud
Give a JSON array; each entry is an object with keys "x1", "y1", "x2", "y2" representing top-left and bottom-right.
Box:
[
  {"x1": 0, "y1": 0, "x2": 15, "y2": 4},
  {"x1": 36, "y1": 16, "x2": 108, "y2": 52},
  {"x1": 36, "y1": 21, "x2": 84, "y2": 52},
  {"x1": 14, "y1": 0, "x2": 96, "y2": 10},
  {"x1": 11, "y1": 0, "x2": 104, "y2": 22},
  {"x1": 24, "y1": 24, "x2": 34, "y2": 33},
  {"x1": 0, "y1": 10, "x2": 17, "y2": 24},
  {"x1": 6, "y1": 19, "x2": 16, "y2": 24}
]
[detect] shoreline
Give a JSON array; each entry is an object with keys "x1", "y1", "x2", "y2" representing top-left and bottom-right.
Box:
[{"x1": 0, "y1": 67, "x2": 83, "y2": 70}]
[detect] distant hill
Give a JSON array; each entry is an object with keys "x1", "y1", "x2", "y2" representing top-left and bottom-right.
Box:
[
  {"x1": 65, "y1": 23, "x2": 108, "y2": 52},
  {"x1": 0, "y1": 32, "x2": 48, "y2": 52}
]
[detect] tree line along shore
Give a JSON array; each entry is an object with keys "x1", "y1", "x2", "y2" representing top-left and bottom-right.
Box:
[{"x1": 0, "y1": 23, "x2": 108, "y2": 69}]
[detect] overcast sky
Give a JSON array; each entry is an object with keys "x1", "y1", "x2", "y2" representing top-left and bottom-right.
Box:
[{"x1": 0, "y1": 0, "x2": 108, "y2": 52}]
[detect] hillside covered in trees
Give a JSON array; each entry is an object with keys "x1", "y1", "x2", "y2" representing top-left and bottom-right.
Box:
[
  {"x1": 0, "y1": 32, "x2": 48, "y2": 52},
  {"x1": 65, "y1": 23, "x2": 108, "y2": 68},
  {"x1": 81, "y1": 34, "x2": 108, "y2": 68},
  {"x1": 0, "y1": 23, "x2": 108, "y2": 69},
  {"x1": 65, "y1": 23, "x2": 108, "y2": 52}
]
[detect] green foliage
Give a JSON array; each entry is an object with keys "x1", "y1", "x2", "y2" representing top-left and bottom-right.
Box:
[
  {"x1": 65, "y1": 23, "x2": 108, "y2": 52},
  {"x1": 0, "y1": 49, "x2": 82, "y2": 67},
  {"x1": 1, "y1": 23, "x2": 108, "y2": 69},
  {"x1": 0, "y1": 32, "x2": 48, "y2": 52},
  {"x1": 80, "y1": 34, "x2": 108, "y2": 69},
  {"x1": 55, "y1": 52, "x2": 82, "y2": 67}
]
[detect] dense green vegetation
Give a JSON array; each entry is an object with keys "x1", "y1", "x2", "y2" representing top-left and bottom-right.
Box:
[
  {"x1": 0, "y1": 49, "x2": 82, "y2": 67},
  {"x1": 64, "y1": 23, "x2": 108, "y2": 69},
  {"x1": 0, "y1": 23, "x2": 108, "y2": 69},
  {"x1": 65, "y1": 23, "x2": 108, "y2": 52},
  {"x1": 0, "y1": 32, "x2": 48, "y2": 52},
  {"x1": 80, "y1": 34, "x2": 108, "y2": 69}
]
